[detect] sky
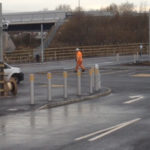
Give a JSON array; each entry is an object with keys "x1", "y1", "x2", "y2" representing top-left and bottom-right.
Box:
[{"x1": 0, "y1": 0, "x2": 149, "y2": 13}]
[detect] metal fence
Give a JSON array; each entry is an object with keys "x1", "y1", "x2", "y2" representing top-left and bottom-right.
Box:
[{"x1": 4, "y1": 43, "x2": 149, "y2": 64}]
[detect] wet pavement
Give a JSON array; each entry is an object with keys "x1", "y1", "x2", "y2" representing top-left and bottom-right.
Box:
[
  {"x1": 0, "y1": 55, "x2": 150, "y2": 149},
  {"x1": 0, "y1": 55, "x2": 148, "y2": 115},
  {"x1": 0, "y1": 55, "x2": 118, "y2": 115}
]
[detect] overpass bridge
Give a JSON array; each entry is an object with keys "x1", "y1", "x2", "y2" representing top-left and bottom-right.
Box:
[
  {"x1": 3, "y1": 10, "x2": 70, "y2": 31},
  {"x1": 3, "y1": 11, "x2": 70, "y2": 55}
]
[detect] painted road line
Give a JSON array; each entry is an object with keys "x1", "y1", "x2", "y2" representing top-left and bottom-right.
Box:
[
  {"x1": 89, "y1": 118, "x2": 141, "y2": 142},
  {"x1": 124, "y1": 95, "x2": 143, "y2": 104},
  {"x1": 41, "y1": 84, "x2": 64, "y2": 88},
  {"x1": 75, "y1": 118, "x2": 140, "y2": 141},
  {"x1": 132, "y1": 74, "x2": 150, "y2": 77},
  {"x1": 101, "y1": 62, "x2": 113, "y2": 64},
  {"x1": 75, "y1": 122, "x2": 125, "y2": 141},
  {"x1": 102, "y1": 70, "x2": 128, "y2": 75}
]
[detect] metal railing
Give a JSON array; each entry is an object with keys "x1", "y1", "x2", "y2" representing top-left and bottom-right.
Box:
[{"x1": 4, "y1": 43, "x2": 149, "y2": 64}]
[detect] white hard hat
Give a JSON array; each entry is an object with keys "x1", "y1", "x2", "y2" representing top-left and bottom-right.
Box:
[{"x1": 76, "y1": 48, "x2": 80, "y2": 51}]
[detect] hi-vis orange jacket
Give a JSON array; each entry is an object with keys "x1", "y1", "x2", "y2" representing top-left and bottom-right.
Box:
[{"x1": 76, "y1": 51, "x2": 83, "y2": 62}]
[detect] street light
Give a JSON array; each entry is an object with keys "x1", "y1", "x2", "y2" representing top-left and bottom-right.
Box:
[
  {"x1": 0, "y1": 3, "x2": 3, "y2": 62},
  {"x1": 0, "y1": 3, "x2": 9, "y2": 62},
  {"x1": 78, "y1": 0, "x2": 80, "y2": 11},
  {"x1": 78, "y1": 0, "x2": 80, "y2": 9},
  {"x1": 149, "y1": 9, "x2": 150, "y2": 59}
]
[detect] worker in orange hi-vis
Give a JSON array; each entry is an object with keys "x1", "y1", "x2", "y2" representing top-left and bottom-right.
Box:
[{"x1": 75, "y1": 48, "x2": 85, "y2": 72}]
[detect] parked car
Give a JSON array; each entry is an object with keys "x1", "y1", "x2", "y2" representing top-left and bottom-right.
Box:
[{"x1": 4, "y1": 63, "x2": 24, "y2": 84}]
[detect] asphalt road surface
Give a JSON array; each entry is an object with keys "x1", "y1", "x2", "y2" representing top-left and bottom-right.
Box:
[{"x1": 0, "y1": 55, "x2": 150, "y2": 150}]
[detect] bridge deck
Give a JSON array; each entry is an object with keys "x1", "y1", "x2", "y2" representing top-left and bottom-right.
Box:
[{"x1": 4, "y1": 11, "x2": 67, "y2": 25}]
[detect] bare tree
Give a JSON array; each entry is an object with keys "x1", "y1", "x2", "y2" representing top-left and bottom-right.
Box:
[
  {"x1": 105, "y1": 3, "x2": 119, "y2": 14},
  {"x1": 119, "y1": 2, "x2": 135, "y2": 14},
  {"x1": 55, "y1": 4, "x2": 72, "y2": 11}
]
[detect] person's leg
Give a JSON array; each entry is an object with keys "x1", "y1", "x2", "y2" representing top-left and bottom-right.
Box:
[
  {"x1": 75, "y1": 63, "x2": 79, "y2": 72},
  {"x1": 79, "y1": 62, "x2": 85, "y2": 71}
]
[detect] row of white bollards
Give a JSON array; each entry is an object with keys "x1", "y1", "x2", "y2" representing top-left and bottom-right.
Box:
[{"x1": 29, "y1": 64, "x2": 101, "y2": 105}]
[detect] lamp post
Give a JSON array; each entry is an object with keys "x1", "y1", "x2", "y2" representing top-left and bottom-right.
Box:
[
  {"x1": 0, "y1": 3, "x2": 4, "y2": 96},
  {"x1": 78, "y1": 0, "x2": 80, "y2": 11},
  {"x1": 0, "y1": 3, "x2": 3, "y2": 62},
  {"x1": 149, "y1": 9, "x2": 150, "y2": 59}
]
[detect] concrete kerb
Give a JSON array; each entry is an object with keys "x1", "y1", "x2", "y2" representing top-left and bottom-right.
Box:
[{"x1": 38, "y1": 87, "x2": 111, "y2": 110}]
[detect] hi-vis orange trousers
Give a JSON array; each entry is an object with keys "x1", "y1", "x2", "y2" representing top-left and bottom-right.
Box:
[{"x1": 76, "y1": 61, "x2": 85, "y2": 72}]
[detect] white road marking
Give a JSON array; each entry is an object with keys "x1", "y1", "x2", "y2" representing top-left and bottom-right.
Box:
[
  {"x1": 101, "y1": 62, "x2": 113, "y2": 64},
  {"x1": 75, "y1": 122, "x2": 125, "y2": 141},
  {"x1": 8, "y1": 108, "x2": 18, "y2": 111},
  {"x1": 75, "y1": 118, "x2": 141, "y2": 142},
  {"x1": 124, "y1": 95, "x2": 143, "y2": 104},
  {"x1": 89, "y1": 118, "x2": 141, "y2": 141},
  {"x1": 102, "y1": 70, "x2": 128, "y2": 75}
]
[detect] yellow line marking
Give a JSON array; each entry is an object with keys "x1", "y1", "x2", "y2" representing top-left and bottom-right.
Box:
[
  {"x1": 132, "y1": 74, "x2": 150, "y2": 77},
  {"x1": 41, "y1": 84, "x2": 64, "y2": 88},
  {"x1": 102, "y1": 70, "x2": 128, "y2": 75}
]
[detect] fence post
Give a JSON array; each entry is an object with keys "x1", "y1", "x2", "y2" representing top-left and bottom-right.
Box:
[
  {"x1": 0, "y1": 62, "x2": 4, "y2": 96},
  {"x1": 54, "y1": 51, "x2": 57, "y2": 60},
  {"x1": 63, "y1": 71, "x2": 68, "y2": 99},
  {"x1": 116, "y1": 53, "x2": 119, "y2": 63},
  {"x1": 77, "y1": 70, "x2": 81, "y2": 96},
  {"x1": 133, "y1": 54, "x2": 136, "y2": 63},
  {"x1": 95, "y1": 64, "x2": 101, "y2": 91},
  {"x1": 47, "y1": 72, "x2": 52, "y2": 101},
  {"x1": 136, "y1": 52, "x2": 139, "y2": 61},
  {"x1": 30, "y1": 74, "x2": 35, "y2": 105},
  {"x1": 89, "y1": 68, "x2": 93, "y2": 94}
]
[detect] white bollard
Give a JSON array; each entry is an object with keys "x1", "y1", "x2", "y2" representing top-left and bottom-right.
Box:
[
  {"x1": 47, "y1": 72, "x2": 52, "y2": 101},
  {"x1": 63, "y1": 71, "x2": 68, "y2": 98},
  {"x1": 91, "y1": 67, "x2": 95, "y2": 89},
  {"x1": 89, "y1": 68, "x2": 94, "y2": 94},
  {"x1": 30, "y1": 74, "x2": 35, "y2": 105},
  {"x1": 95, "y1": 64, "x2": 101, "y2": 91},
  {"x1": 77, "y1": 70, "x2": 81, "y2": 96}
]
